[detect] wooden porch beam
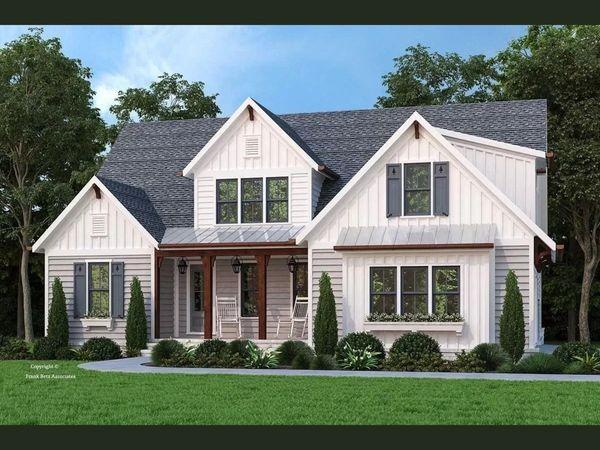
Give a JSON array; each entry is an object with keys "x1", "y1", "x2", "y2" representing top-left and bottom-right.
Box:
[
  {"x1": 256, "y1": 254, "x2": 269, "y2": 340},
  {"x1": 156, "y1": 247, "x2": 308, "y2": 258},
  {"x1": 202, "y1": 255, "x2": 214, "y2": 339}
]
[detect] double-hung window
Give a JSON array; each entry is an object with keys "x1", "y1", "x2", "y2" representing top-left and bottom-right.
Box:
[
  {"x1": 432, "y1": 266, "x2": 460, "y2": 315},
  {"x1": 266, "y1": 177, "x2": 288, "y2": 223},
  {"x1": 216, "y1": 179, "x2": 238, "y2": 224},
  {"x1": 370, "y1": 267, "x2": 397, "y2": 314},
  {"x1": 404, "y1": 163, "x2": 431, "y2": 216},
  {"x1": 88, "y1": 262, "x2": 110, "y2": 317},
  {"x1": 401, "y1": 267, "x2": 428, "y2": 314},
  {"x1": 241, "y1": 178, "x2": 263, "y2": 223}
]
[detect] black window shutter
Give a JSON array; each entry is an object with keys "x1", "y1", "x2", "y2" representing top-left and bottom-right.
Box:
[
  {"x1": 111, "y1": 262, "x2": 125, "y2": 318},
  {"x1": 386, "y1": 164, "x2": 402, "y2": 217},
  {"x1": 434, "y1": 162, "x2": 449, "y2": 216},
  {"x1": 73, "y1": 263, "x2": 86, "y2": 318}
]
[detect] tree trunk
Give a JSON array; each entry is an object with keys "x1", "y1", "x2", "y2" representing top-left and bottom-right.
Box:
[
  {"x1": 579, "y1": 259, "x2": 597, "y2": 344},
  {"x1": 567, "y1": 303, "x2": 577, "y2": 342},
  {"x1": 21, "y1": 246, "x2": 33, "y2": 342},
  {"x1": 17, "y1": 268, "x2": 24, "y2": 338}
]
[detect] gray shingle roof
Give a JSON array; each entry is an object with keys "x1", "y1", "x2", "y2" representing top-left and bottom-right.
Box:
[{"x1": 97, "y1": 99, "x2": 547, "y2": 242}]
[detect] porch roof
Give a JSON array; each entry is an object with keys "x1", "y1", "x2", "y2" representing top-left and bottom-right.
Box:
[
  {"x1": 334, "y1": 224, "x2": 496, "y2": 250},
  {"x1": 160, "y1": 224, "x2": 305, "y2": 247}
]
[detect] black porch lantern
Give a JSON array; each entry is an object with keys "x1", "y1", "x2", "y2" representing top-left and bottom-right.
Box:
[
  {"x1": 287, "y1": 256, "x2": 297, "y2": 274},
  {"x1": 231, "y1": 256, "x2": 242, "y2": 274},
  {"x1": 177, "y1": 258, "x2": 188, "y2": 275}
]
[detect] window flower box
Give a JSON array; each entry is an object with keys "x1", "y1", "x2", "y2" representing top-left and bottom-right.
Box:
[
  {"x1": 80, "y1": 317, "x2": 114, "y2": 331},
  {"x1": 364, "y1": 321, "x2": 465, "y2": 335}
]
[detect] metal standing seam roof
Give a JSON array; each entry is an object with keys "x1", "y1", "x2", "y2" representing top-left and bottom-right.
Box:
[
  {"x1": 160, "y1": 224, "x2": 305, "y2": 246},
  {"x1": 334, "y1": 224, "x2": 496, "y2": 248},
  {"x1": 97, "y1": 99, "x2": 547, "y2": 242}
]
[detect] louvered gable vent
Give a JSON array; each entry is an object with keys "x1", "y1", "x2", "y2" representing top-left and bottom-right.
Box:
[
  {"x1": 91, "y1": 214, "x2": 108, "y2": 237},
  {"x1": 244, "y1": 135, "x2": 261, "y2": 158}
]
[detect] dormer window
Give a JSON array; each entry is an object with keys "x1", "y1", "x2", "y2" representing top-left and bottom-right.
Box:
[{"x1": 404, "y1": 163, "x2": 431, "y2": 216}]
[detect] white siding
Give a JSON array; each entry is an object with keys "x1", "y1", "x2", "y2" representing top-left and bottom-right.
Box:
[
  {"x1": 449, "y1": 137, "x2": 538, "y2": 222},
  {"x1": 311, "y1": 128, "x2": 531, "y2": 247},
  {"x1": 312, "y1": 171, "x2": 325, "y2": 217},
  {"x1": 47, "y1": 254, "x2": 152, "y2": 346},
  {"x1": 342, "y1": 249, "x2": 491, "y2": 351}
]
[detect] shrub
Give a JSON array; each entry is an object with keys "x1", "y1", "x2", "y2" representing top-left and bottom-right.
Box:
[
  {"x1": 388, "y1": 332, "x2": 441, "y2": 361},
  {"x1": 55, "y1": 347, "x2": 76, "y2": 360},
  {"x1": 553, "y1": 342, "x2": 598, "y2": 364},
  {"x1": 32, "y1": 337, "x2": 60, "y2": 360},
  {"x1": 151, "y1": 339, "x2": 186, "y2": 366},
  {"x1": 499, "y1": 270, "x2": 525, "y2": 363},
  {"x1": 228, "y1": 339, "x2": 251, "y2": 358},
  {"x1": 0, "y1": 338, "x2": 31, "y2": 360},
  {"x1": 276, "y1": 340, "x2": 314, "y2": 366},
  {"x1": 339, "y1": 343, "x2": 381, "y2": 371},
  {"x1": 573, "y1": 352, "x2": 600, "y2": 373},
  {"x1": 471, "y1": 343, "x2": 508, "y2": 371},
  {"x1": 384, "y1": 352, "x2": 449, "y2": 372},
  {"x1": 194, "y1": 339, "x2": 228, "y2": 360},
  {"x1": 310, "y1": 354, "x2": 336, "y2": 370},
  {"x1": 514, "y1": 353, "x2": 564, "y2": 374},
  {"x1": 335, "y1": 332, "x2": 385, "y2": 366},
  {"x1": 79, "y1": 337, "x2": 122, "y2": 361},
  {"x1": 126, "y1": 277, "x2": 147, "y2": 357},
  {"x1": 47, "y1": 278, "x2": 69, "y2": 348},
  {"x1": 497, "y1": 361, "x2": 516, "y2": 373},
  {"x1": 0, "y1": 335, "x2": 7, "y2": 347},
  {"x1": 196, "y1": 350, "x2": 246, "y2": 368},
  {"x1": 291, "y1": 351, "x2": 313, "y2": 369},
  {"x1": 245, "y1": 342, "x2": 278, "y2": 369},
  {"x1": 313, "y1": 272, "x2": 338, "y2": 355},
  {"x1": 451, "y1": 350, "x2": 486, "y2": 373},
  {"x1": 564, "y1": 361, "x2": 592, "y2": 375}
]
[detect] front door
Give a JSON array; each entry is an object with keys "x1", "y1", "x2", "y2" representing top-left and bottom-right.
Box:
[{"x1": 189, "y1": 266, "x2": 204, "y2": 333}]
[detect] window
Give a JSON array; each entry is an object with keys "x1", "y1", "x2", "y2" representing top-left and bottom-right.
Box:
[
  {"x1": 404, "y1": 163, "x2": 431, "y2": 216},
  {"x1": 370, "y1": 267, "x2": 397, "y2": 314},
  {"x1": 216, "y1": 179, "x2": 238, "y2": 224},
  {"x1": 266, "y1": 177, "x2": 288, "y2": 222},
  {"x1": 88, "y1": 262, "x2": 110, "y2": 317},
  {"x1": 193, "y1": 271, "x2": 203, "y2": 312},
  {"x1": 433, "y1": 266, "x2": 460, "y2": 315},
  {"x1": 401, "y1": 267, "x2": 428, "y2": 314},
  {"x1": 292, "y1": 262, "x2": 308, "y2": 303},
  {"x1": 241, "y1": 178, "x2": 263, "y2": 223},
  {"x1": 241, "y1": 264, "x2": 258, "y2": 317}
]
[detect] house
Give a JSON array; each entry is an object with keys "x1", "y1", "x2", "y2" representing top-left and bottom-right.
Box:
[{"x1": 32, "y1": 97, "x2": 556, "y2": 353}]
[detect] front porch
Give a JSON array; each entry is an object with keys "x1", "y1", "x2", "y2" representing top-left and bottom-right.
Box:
[{"x1": 153, "y1": 244, "x2": 309, "y2": 342}]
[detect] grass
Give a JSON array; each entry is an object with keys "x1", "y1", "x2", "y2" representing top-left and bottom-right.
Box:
[{"x1": 2, "y1": 360, "x2": 600, "y2": 424}]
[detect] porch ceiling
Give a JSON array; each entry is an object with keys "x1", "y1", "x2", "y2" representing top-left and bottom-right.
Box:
[{"x1": 160, "y1": 224, "x2": 305, "y2": 246}]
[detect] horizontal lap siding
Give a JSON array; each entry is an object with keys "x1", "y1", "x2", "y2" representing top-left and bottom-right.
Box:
[
  {"x1": 47, "y1": 254, "x2": 151, "y2": 346},
  {"x1": 159, "y1": 259, "x2": 174, "y2": 338},
  {"x1": 311, "y1": 249, "x2": 343, "y2": 337},
  {"x1": 495, "y1": 245, "x2": 530, "y2": 345}
]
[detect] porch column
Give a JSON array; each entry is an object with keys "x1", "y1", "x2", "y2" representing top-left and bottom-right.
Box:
[
  {"x1": 154, "y1": 255, "x2": 163, "y2": 339},
  {"x1": 202, "y1": 255, "x2": 214, "y2": 339},
  {"x1": 256, "y1": 254, "x2": 270, "y2": 340}
]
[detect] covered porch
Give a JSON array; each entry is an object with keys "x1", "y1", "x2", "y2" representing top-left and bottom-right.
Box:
[{"x1": 152, "y1": 225, "x2": 309, "y2": 342}]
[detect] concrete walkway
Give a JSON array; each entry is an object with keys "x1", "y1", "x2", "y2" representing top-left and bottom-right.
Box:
[{"x1": 79, "y1": 357, "x2": 600, "y2": 382}]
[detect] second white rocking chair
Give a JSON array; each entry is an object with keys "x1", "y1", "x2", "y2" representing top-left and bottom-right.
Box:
[
  {"x1": 277, "y1": 297, "x2": 309, "y2": 339},
  {"x1": 216, "y1": 296, "x2": 241, "y2": 338}
]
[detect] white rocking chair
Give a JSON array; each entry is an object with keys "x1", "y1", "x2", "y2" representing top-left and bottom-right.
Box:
[
  {"x1": 277, "y1": 297, "x2": 309, "y2": 338},
  {"x1": 216, "y1": 296, "x2": 241, "y2": 338}
]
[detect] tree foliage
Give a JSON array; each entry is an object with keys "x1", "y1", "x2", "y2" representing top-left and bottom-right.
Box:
[
  {"x1": 499, "y1": 270, "x2": 525, "y2": 363},
  {"x1": 313, "y1": 272, "x2": 338, "y2": 355},
  {"x1": 125, "y1": 276, "x2": 147, "y2": 356},
  {"x1": 47, "y1": 277, "x2": 69, "y2": 348}
]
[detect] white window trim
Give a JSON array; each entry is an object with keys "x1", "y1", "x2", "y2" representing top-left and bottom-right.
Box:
[
  {"x1": 216, "y1": 176, "x2": 291, "y2": 225},
  {"x1": 84, "y1": 259, "x2": 112, "y2": 319}
]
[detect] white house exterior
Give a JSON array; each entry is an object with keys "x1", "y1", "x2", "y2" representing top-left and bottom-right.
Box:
[{"x1": 33, "y1": 98, "x2": 555, "y2": 353}]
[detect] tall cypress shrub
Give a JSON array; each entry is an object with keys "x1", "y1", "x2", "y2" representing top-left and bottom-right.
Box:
[
  {"x1": 47, "y1": 278, "x2": 69, "y2": 348},
  {"x1": 499, "y1": 270, "x2": 525, "y2": 363},
  {"x1": 313, "y1": 272, "x2": 338, "y2": 355},
  {"x1": 126, "y1": 276, "x2": 147, "y2": 356}
]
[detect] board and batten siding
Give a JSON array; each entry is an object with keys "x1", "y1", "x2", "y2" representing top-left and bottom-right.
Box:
[
  {"x1": 311, "y1": 249, "x2": 344, "y2": 337},
  {"x1": 159, "y1": 258, "x2": 174, "y2": 338},
  {"x1": 192, "y1": 112, "x2": 315, "y2": 227},
  {"x1": 47, "y1": 254, "x2": 152, "y2": 346},
  {"x1": 494, "y1": 245, "x2": 532, "y2": 347},
  {"x1": 343, "y1": 249, "x2": 492, "y2": 351},
  {"x1": 311, "y1": 128, "x2": 531, "y2": 247}
]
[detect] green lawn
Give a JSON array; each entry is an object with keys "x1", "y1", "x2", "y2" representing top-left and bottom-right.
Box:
[{"x1": 1, "y1": 360, "x2": 600, "y2": 425}]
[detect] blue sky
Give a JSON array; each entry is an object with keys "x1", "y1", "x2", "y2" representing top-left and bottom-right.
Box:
[{"x1": 0, "y1": 25, "x2": 526, "y2": 122}]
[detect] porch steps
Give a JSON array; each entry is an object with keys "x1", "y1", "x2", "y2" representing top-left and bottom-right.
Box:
[{"x1": 141, "y1": 338, "x2": 307, "y2": 356}]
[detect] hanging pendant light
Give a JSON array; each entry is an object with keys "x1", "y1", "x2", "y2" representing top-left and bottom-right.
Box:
[
  {"x1": 287, "y1": 256, "x2": 297, "y2": 274},
  {"x1": 231, "y1": 256, "x2": 242, "y2": 274},
  {"x1": 177, "y1": 258, "x2": 188, "y2": 275}
]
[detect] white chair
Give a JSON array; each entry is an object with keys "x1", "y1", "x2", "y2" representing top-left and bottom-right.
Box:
[
  {"x1": 277, "y1": 297, "x2": 309, "y2": 338},
  {"x1": 216, "y1": 296, "x2": 241, "y2": 338}
]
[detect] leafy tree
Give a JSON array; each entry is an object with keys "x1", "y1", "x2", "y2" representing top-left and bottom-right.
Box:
[
  {"x1": 0, "y1": 29, "x2": 106, "y2": 341},
  {"x1": 376, "y1": 44, "x2": 498, "y2": 108},
  {"x1": 47, "y1": 278, "x2": 69, "y2": 348},
  {"x1": 108, "y1": 72, "x2": 220, "y2": 143},
  {"x1": 126, "y1": 276, "x2": 147, "y2": 356},
  {"x1": 313, "y1": 272, "x2": 338, "y2": 355},
  {"x1": 499, "y1": 270, "x2": 526, "y2": 363},
  {"x1": 497, "y1": 25, "x2": 600, "y2": 343}
]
